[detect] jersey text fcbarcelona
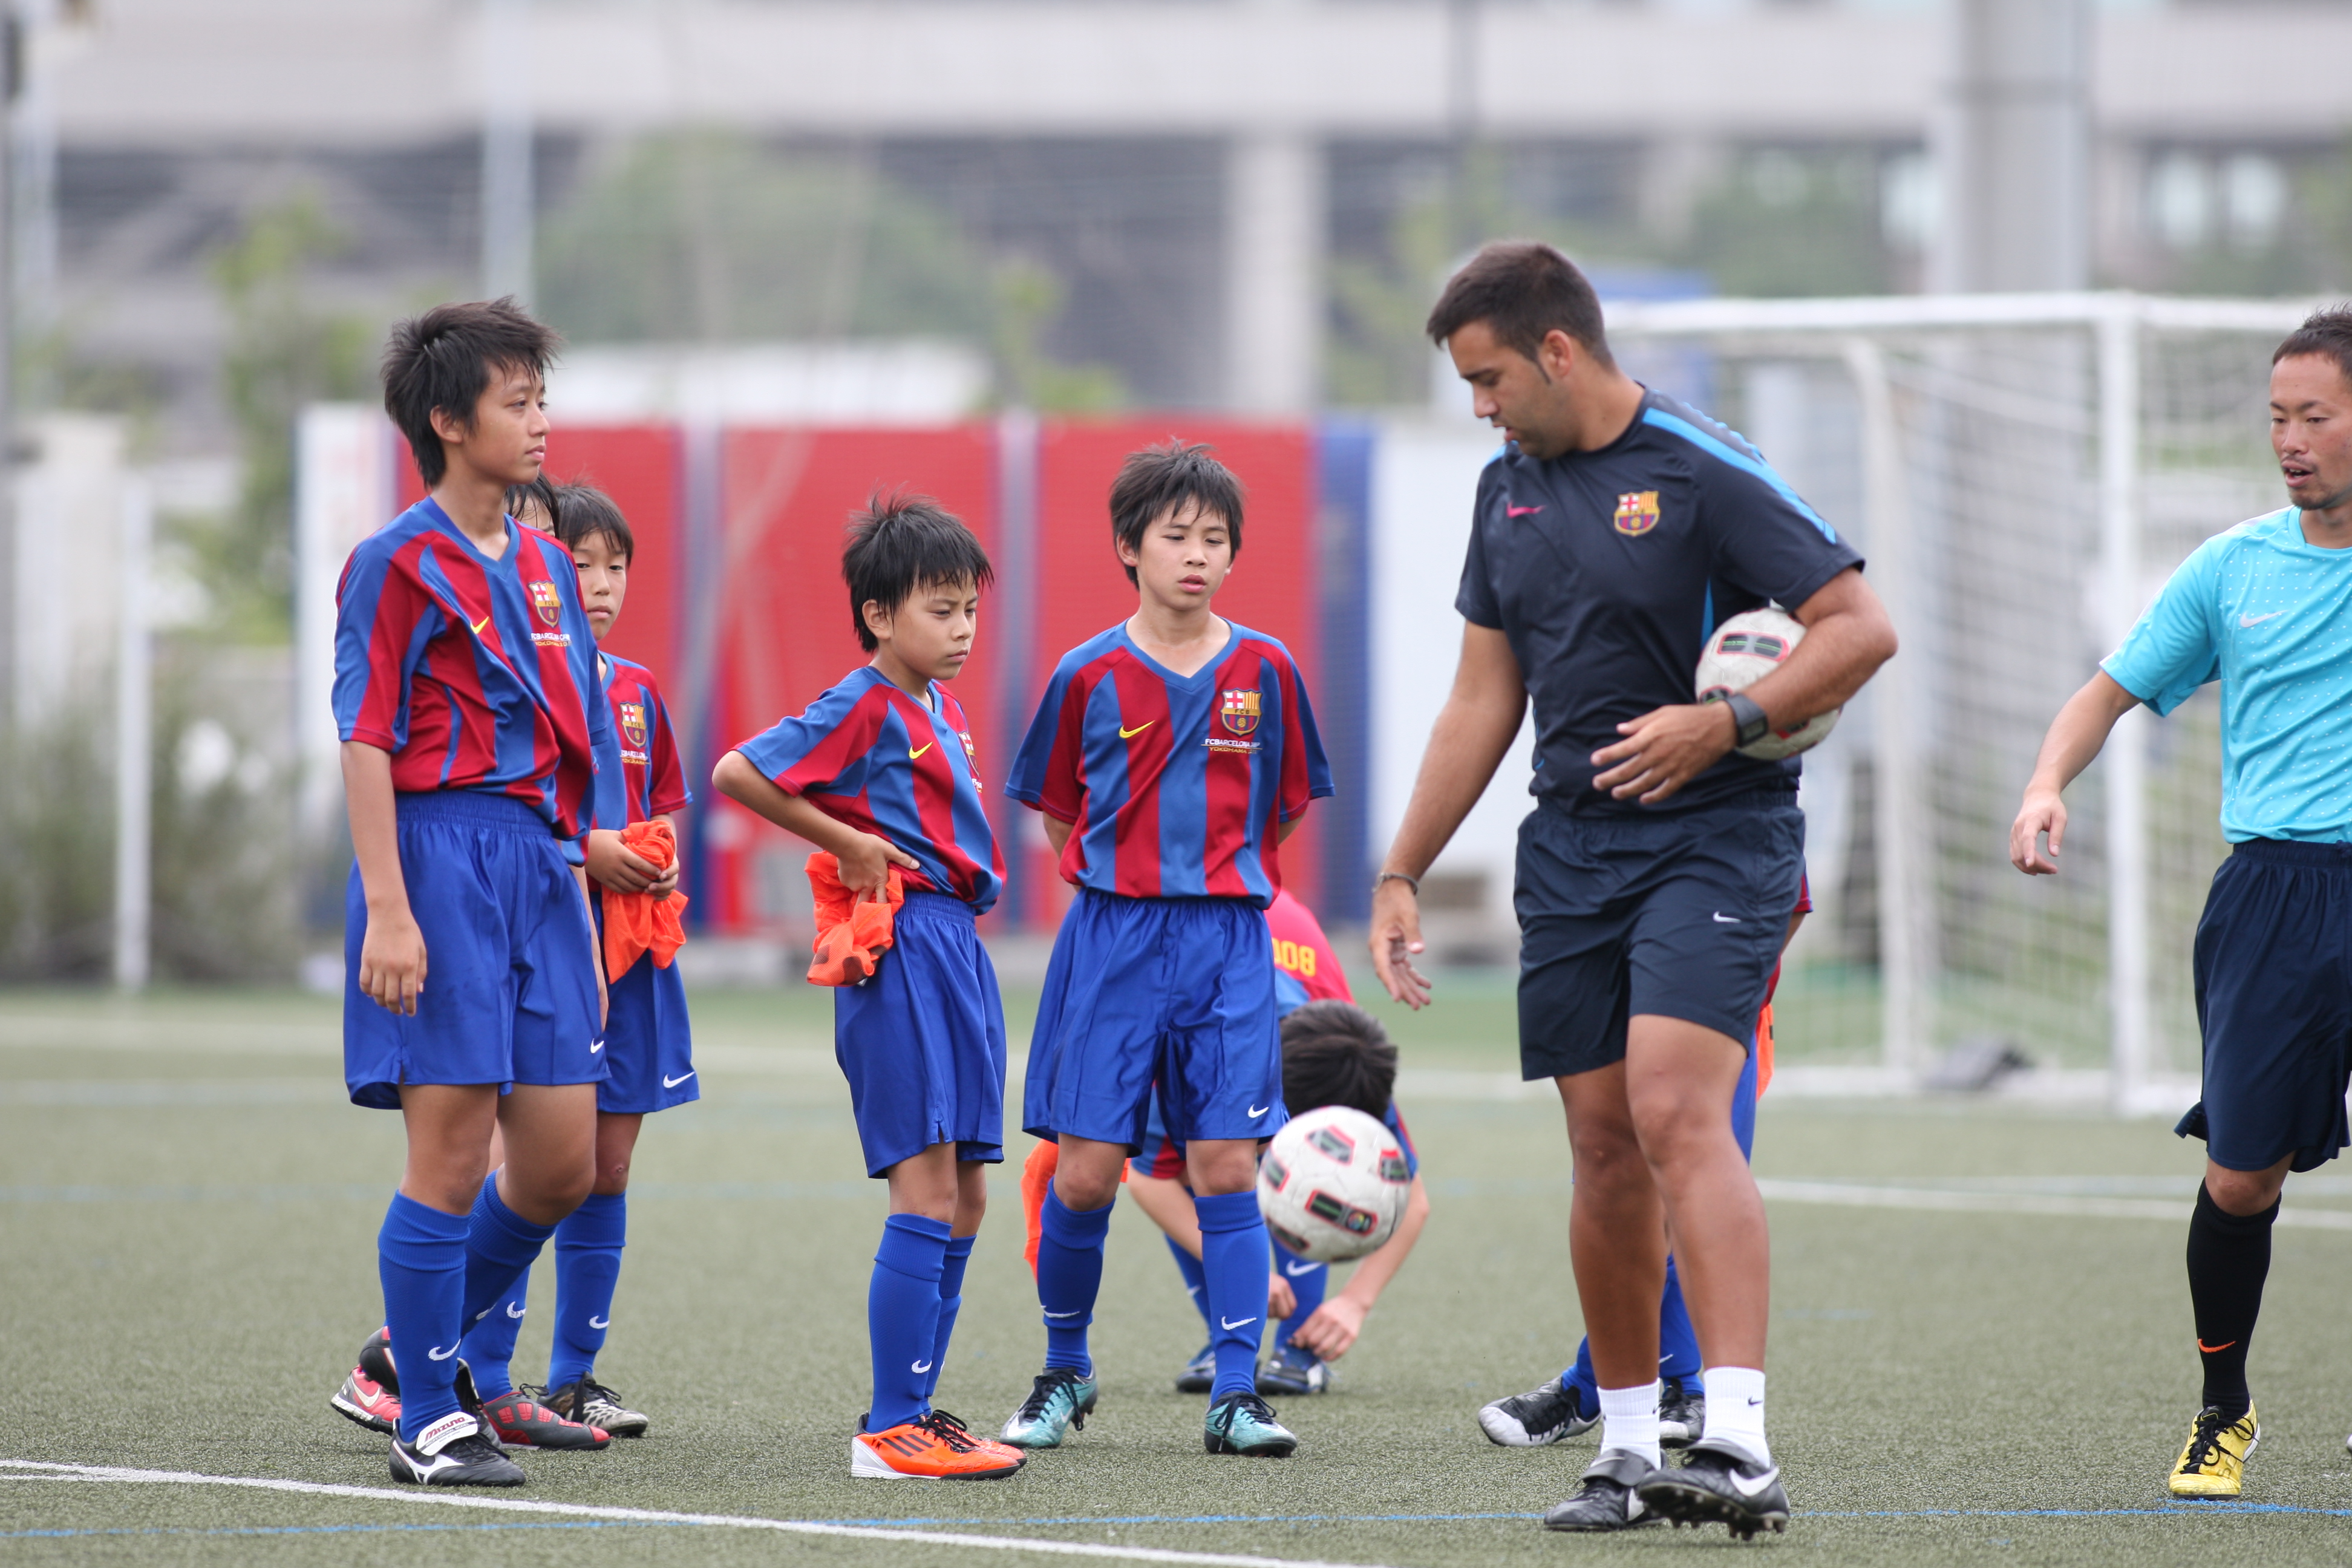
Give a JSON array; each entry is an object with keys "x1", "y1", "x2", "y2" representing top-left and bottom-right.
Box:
[
  {"x1": 593, "y1": 655, "x2": 692, "y2": 830},
  {"x1": 1007, "y1": 621, "x2": 1333, "y2": 908},
  {"x1": 333, "y1": 499, "x2": 608, "y2": 841},
  {"x1": 734, "y1": 667, "x2": 1005, "y2": 912}
]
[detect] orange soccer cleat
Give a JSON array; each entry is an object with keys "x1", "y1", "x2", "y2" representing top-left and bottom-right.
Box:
[{"x1": 851, "y1": 1412, "x2": 1027, "y2": 1478}]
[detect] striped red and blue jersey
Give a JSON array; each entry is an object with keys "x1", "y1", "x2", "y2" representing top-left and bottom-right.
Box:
[
  {"x1": 592, "y1": 655, "x2": 691, "y2": 831},
  {"x1": 333, "y1": 498, "x2": 608, "y2": 843},
  {"x1": 732, "y1": 666, "x2": 1005, "y2": 912},
  {"x1": 1006, "y1": 621, "x2": 1332, "y2": 908},
  {"x1": 1267, "y1": 888, "x2": 1351, "y2": 1014}
]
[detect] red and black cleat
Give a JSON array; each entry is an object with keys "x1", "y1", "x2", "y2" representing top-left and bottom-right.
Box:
[
  {"x1": 478, "y1": 1388, "x2": 612, "y2": 1451},
  {"x1": 330, "y1": 1327, "x2": 402, "y2": 1436}
]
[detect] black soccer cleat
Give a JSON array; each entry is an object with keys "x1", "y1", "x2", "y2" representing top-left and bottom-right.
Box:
[
  {"x1": 388, "y1": 1415, "x2": 525, "y2": 1488},
  {"x1": 1477, "y1": 1377, "x2": 1596, "y2": 1448},
  {"x1": 1635, "y1": 1439, "x2": 1790, "y2": 1540},
  {"x1": 1543, "y1": 1451, "x2": 1667, "y2": 1532},
  {"x1": 1659, "y1": 1374, "x2": 1706, "y2": 1449}
]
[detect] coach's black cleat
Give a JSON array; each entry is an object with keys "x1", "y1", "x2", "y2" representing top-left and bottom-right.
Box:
[
  {"x1": 1478, "y1": 1377, "x2": 1595, "y2": 1447},
  {"x1": 1659, "y1": 1374, "x2": 1705, "y2": 1449},
  {"x1": 1543, "y1": 1451, "x2": 1666, "y2": 1532},
  {"x1": 1635, "y1": 1439, "x2": 1789, "y2": 1540},
  {"x1": 388, "y1": 1413, "x2": 525, "y2": 1487}
]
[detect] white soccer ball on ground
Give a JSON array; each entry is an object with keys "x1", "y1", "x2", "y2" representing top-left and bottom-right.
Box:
[
  {"x1": 1694, "y1": 606, "x2": 1840, "y2": 760},
  {"x1": 1256, "y1": 1105, "x2": 1412, "y2": 1264}
]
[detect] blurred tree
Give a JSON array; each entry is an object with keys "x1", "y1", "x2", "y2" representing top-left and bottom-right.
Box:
[
  {"x1": 1684, "y1": 150, "x2": 1889, "y2": 299},
  {"x1": 201, "y1": 197, "x2": 377, "y2": 643},
  {"x1": 0, "y1": 707, "x2": 111, "y2": 980},
  {"x1": 539, "y1": 132, "x2": 1120, "y2": 410}
]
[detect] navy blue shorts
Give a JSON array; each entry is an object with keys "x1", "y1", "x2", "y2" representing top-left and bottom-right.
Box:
[
  {"x1": 1024, "y1": 890, "x2": 1287, "y2": 1150},
  {"x1": 593, "y1": 892, "x2": 697, "y2": 1116},
  {"x1": 834, "y1": 891, "x2": 1007, "y2": 1178},
  {"x1": 344, "y1": 792, "x2": 606, "y2": 1110},
  {"x1": 2177, "y1": 841, "x2": 2352, "y2": 1175},
  {"x1": 1514, "y1": 793, "x2": 1805, "y2": 1081}
]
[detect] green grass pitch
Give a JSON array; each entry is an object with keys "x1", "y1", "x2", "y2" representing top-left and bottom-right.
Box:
[{"x1": 4, "y1": 982, "x2": 2352, "y2": 1567}]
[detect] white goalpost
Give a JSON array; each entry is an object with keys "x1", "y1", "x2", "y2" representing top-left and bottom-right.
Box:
[{"x1": 1604, "y1": 292, "x2": 2314, "y2": 1112}]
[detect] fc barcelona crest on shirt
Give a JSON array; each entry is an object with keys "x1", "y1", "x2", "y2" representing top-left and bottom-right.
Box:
[
  {"x1": 1220, "y1": 688, "x2": 1262, "y2": 737},
  {"x1": 619, "y1": 701, "x2": 648, "y2": 750},
  {"x1": 1613, "y1": 491, "x2": 1661, "y2": 537},
  {"x1": 529, "y1": 580, "x2": 563, "y2": 627}
]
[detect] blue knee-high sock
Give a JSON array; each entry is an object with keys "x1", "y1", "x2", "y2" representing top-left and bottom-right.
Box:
[
  {"x1": 1037, "y1": 1188, "x2": 1113, "y2": 1376},
  {"x1": 457, "y1": 1268, "x2": 528, "y2": 1400},
  {"x1": 922, "y1": 1233, "x2": 975, "y2": 1402},
  {"x1": 547, "y1": 1191, "x2": 626, "y2": 1390},
  {"x1": 1165, "y1": 1233, "x2": 1213, "y2": 1334},
  {"x1": 1270, "y1": 1236, "x2": 1327, "y2": 1351},
  {"x1": 1657, "y1": 1255, "x2": 1702, "y2": 1383},
  {"x1": 379, "y1": 1194, "x2": 470, "y2": 1443},
  {"x1": 1194, "y1": 1191, "x2": 1270, "y2": 1402},
  {"x1": 457, "y1": 1175, "x2": 558, "y2": 1393},
  {"x1": 869, "y1": 1214, "x2": 951, "y2": 1431},
  {"x1": 1562, "y1": 1335, "x2": 1599, "y2": 1419}
]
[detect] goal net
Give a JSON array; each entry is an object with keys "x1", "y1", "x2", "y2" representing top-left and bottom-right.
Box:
[{"x1": 1605, "y1": 293, "x2": 2308, "y2": 1108}]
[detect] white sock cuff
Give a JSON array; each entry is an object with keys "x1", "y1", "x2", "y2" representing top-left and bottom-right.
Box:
[
  {"x1": 1596, "y1": 1380, "x2": 1663, "y2": 1466},
  {"x1": 1699, "y1": 1365, "x2": 1769, "y2": 1465}
]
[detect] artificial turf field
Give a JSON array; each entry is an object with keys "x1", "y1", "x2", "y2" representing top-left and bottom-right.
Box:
[{"x1": 5, "y1": 982, "x2": 2352, "y2": 1568}]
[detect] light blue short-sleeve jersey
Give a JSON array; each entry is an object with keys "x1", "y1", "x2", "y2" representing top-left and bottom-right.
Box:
[{"x1": 2102, "y1": 507, "x2": 2352, "y2": 842}]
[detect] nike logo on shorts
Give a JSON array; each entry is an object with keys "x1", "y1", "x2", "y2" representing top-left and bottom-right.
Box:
[
  {"x1": 426, "y1": 1345, "x2": 457, "y2": 1361},
  {"x1": 589, "y1": 1315, "x2": 610, "y2": 1329},
  {"x1": 1284, "y1": 1259, "x2": 1323, "y2": 1276},
  {"x1": 1220, "y1": 1316, "x2": 1258, "y2": 1331},
  {"x1": 589, "y1": 1039, "x2": 604, "y2": 1054},
  {"x1": 1248, "y1": 1105, "x2": 1270, "y2": 1118},
  {"x1": 1119, "y1": 721, "x2": 1154, "y2": 739},
  {"x1": 2239, "y1": 611, "x2": 2285, "y2": 627},
  {"x1": 909, "y1": 742, "x2": 934, "y2": 760},
  {"x1": 663, "y1": 1071, "x2": 696, "y2": 1088},
  {"x1": 1712, "y1": 912, "x2": 1742, "y2": 924},
  {"x1": 505, "y1": 1302, "x2": 526, "y2": 1319}
]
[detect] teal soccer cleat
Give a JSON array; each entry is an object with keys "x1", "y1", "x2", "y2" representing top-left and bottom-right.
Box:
[
  {"x1": 999, "y1": 1368, "x2": 1098, "y2": 1449},
  {"x1": 1204, "y1": 1391, "x2": 1298, "y2": 1457}
]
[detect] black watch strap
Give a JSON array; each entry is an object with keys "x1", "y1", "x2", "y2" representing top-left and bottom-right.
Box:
[{"x1": 1720, "y1": 690, "x2": 1771, "y2": 748}]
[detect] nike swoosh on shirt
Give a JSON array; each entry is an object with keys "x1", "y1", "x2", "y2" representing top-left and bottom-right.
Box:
[
  {"x1": 909, "y1": 742, "x2": 935, "y2": 760},
  {"x1": 1506, "y1": 505, "x2": 1545, "y2": 517},
  {"x1": 1119, "y1": 721, "x2": 1154, "y2": 739},
  {"x1": 663, "y1": 1071, "x2": 696, "y2": 1088},
  {"x1": 2239, "y1": 611, "x2": 2285, "y2": 627},
  {"x1": 469, "y1": 615, "x2": 491, "y2": 634}
]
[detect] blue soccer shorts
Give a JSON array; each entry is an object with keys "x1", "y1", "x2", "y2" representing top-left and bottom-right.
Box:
[
  {"x1": 1025, "y1": 890, "x2": 1287, "y2": 1151},
  {"x1": 2177, "y1": 840, "x2": 2352, "y2": 1175},
  {"x1": 834, "y1": 890, "x2": 1007, "y2": 1178},
  {"x1": 593, "y1": 890, "x2": 697, "y2": 1115},
  {"x1": 343, "y1": 791, "x2": 606, "y2": 1109},
  {"x1": 1514, "y1": 792, "x2": 1805, "y2": 1081}
]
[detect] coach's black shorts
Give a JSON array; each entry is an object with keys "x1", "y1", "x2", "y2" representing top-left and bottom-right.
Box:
[
  {"x1": 2177, "y1": 840, "x2": 2352, "y2": 1175},
  {"x1": 1514, "y1": 791, "x2": 1805, "y2": 1082}
]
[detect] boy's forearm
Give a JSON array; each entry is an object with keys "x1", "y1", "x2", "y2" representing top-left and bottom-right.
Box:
[
  {"x1": 1335, "y1": 1177, "x2": 1429, "y2": 1309},
  {"x1": 713, "y1": 752, "x2": 863, "y2": 858},
  {"x1": 341, "y1": 740, "x2": 411, "y2": 916}
]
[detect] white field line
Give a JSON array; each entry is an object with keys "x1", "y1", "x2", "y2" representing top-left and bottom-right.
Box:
[
  {"x1": 0, "y1": 1460, "x2": 1402, "y2": 1568},
  {"x1": 1756, "y1": 1179, "x2": 2352, "y2": 1232}
]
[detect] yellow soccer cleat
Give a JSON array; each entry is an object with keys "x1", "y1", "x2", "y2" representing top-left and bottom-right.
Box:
[{"x1": 2169, "y1": 1405, "x2": 2259, "y2": 1497}]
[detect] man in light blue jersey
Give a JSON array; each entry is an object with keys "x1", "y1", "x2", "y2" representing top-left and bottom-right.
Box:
[{"x1": 2011, "y1": 307, "x2": 2352, "y2": 1501}]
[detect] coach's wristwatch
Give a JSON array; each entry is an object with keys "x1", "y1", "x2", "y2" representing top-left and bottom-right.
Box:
[{"x1": 1704, "y1": 690, "x2": 1772, "y2": 749}]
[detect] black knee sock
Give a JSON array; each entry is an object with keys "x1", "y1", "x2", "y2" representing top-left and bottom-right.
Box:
[{"x1": 2186, "y1": 1183, "x2": 2277, "y2": 1422}]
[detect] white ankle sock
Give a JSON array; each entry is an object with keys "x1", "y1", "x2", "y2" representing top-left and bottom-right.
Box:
[
  {"x1": 1596, "y1": 1380, "x2": 1662, "y2": 1467},
  {"x1": 1700, "y1": 1365, "x2": 1769, "y2": 1466}
]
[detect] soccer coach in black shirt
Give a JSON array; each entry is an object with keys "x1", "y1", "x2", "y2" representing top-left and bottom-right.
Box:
[{"x1": 1370, "y1": 243, "x2": 1896, "y2": 1536}]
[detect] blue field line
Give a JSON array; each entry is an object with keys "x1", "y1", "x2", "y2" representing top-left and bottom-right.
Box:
[{"x1": 809, "y1": 1502, "x2": 2352, "y2": 1530}]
